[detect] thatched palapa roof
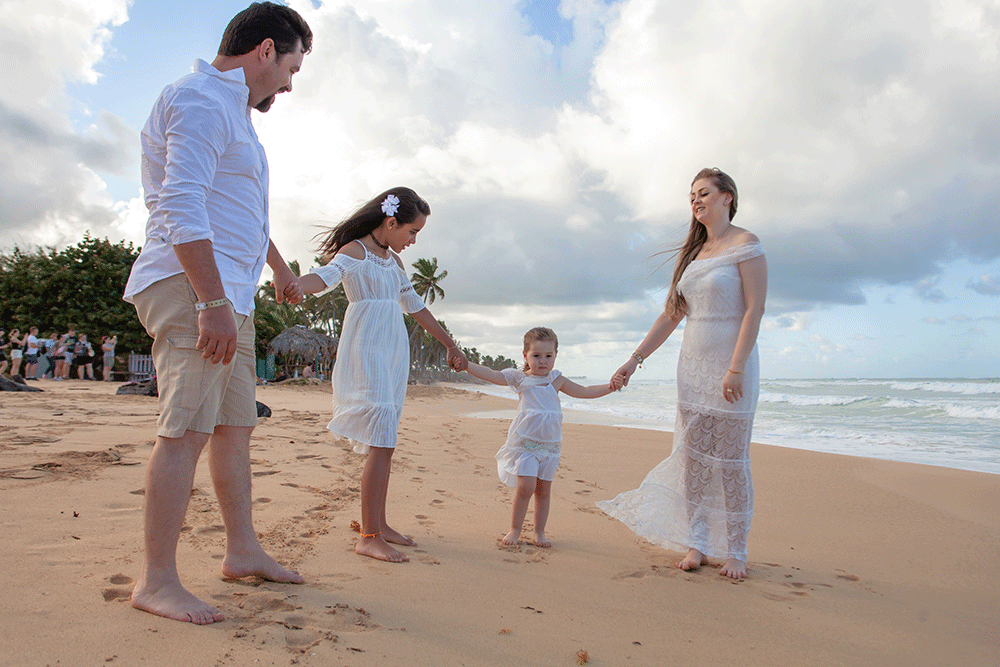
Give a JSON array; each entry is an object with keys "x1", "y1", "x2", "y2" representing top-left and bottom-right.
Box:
[{"x1": 267, "y1": 325, "x2": 338, "y2": 361}]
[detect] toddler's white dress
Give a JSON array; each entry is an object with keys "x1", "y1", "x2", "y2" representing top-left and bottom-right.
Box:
[
  {"x1": 310, "y1": 242, "x2": 426, "y2": 454},
  {"x1": 597, "y1": 241, "x2": 765, "y2": 562},
  {"x1": 496, "y1": 368, "x2": 563, "y2": 486}
]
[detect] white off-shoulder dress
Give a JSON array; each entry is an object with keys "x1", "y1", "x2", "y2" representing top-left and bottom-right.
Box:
[
  {"x1": 597, "y1": 241, "x2": 765, "y2": 562},
  {"x1": 495, "y1": 369, "x2": 563, "y2": 486},
  {"x1": 310, "y1": 242, "x2": 426, "y2": 455}
]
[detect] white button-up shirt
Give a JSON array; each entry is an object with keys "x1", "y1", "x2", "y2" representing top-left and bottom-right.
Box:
[{"x1": 123, "y1": 59, "x2": 270, "y2": 316}]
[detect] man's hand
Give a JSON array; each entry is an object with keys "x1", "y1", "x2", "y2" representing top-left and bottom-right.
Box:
[{"x1": 197, "y1": 307, "x2": 238, "y2": 364}]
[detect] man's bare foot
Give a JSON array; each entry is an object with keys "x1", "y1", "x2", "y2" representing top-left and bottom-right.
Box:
[
  {"x1": 719, "y1": 558, "x2": 747, "y2": 579},
  {"x1": 131, "y1": 580, "x2": 225, "y2": 625},
  {"x1": 356, "y1": 535, "x2": 409, "y2": 562},
  {"x1": 532, "y1": 531, "x2": 551, "y2": 548},
  {"x1": 222, "y1": 547, "x2": 304, "y2": 583},
  {"x1": 382, "y1": 525, "x2": 416, "y2": 547},
  {"x1": 501, "y1": 529, "x2": 520, "y2": 546},
  {"x1": 675, "y1": 548, "x2": 708, "y2": 571}
]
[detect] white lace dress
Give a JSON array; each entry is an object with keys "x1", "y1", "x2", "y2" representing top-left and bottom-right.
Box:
[
  {"x1": 310, "y1": 242, "x2": 426, "y2": 455},
  {"x1": 597, "y1": 241, "x2": 765, "y2": 562},
  {"x1": 495, "y1": 369, "x2": 563, "y2": 486}
]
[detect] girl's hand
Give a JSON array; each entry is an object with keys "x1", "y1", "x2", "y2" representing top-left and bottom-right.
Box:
[
  {"x1": 612, "y1": 357, "x2": 639, "y2": 389},
  {"x1": 723, "y1": 370, "x2": 744, "y2": 403}
]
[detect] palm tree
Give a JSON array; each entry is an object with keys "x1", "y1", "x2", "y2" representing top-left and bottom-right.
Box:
[{"x1": 410, "y1": 257, "x2": 447, "y2": 304}]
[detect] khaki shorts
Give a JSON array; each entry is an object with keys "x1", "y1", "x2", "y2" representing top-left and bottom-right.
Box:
[{"x1": 133, "y1": 273, "x2": 257, "y2": 438}]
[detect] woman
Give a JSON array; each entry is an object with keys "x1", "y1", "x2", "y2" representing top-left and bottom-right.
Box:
[
  {"x1": 102, "y1": 335, "x2": 117, "y2": 381},
  {"x1": 597, "y1": 167, "x2": 767, "y2": 580},
  {"x1": 0, "y1": 329, "x2": 9, "y2": 375},
  {"x1": 8, "y1": 328, "x2": 24, "y2": 377}
]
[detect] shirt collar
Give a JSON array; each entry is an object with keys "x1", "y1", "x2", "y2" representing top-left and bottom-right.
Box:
[{"x1": 192, "y1": 59, "x2": 251, "y2": 106}]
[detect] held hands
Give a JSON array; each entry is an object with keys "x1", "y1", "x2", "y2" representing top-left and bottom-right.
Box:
[
  {"x1": 611, "y1": 357, "x2": 639, "y2": 390},
  {"x1": 197, "y1": 307, "x2": 238, "y2": 365},
  {"x1": 274, "y1": 274, "x2": 304, "y2": 305},
  {"x1": 722, "y1": 370, "x2": 744, "y2": 403},
  {"x1": 447, "y1": 346, "x2": 468, "y2": 372}
]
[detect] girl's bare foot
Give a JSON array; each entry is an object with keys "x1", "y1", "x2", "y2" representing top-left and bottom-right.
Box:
[
  {"x1": 532, "y1": 531, "x2": 551, "y2": 548},
  {"x1": 382, "y1": 525, "x2": 416, "y2": 547},
  {"x1": 501, "y1": 529, "x2": 520, "y2": 546},
  {"x1": 131, "y1": 580, "x2": 225, "y2": 625},
  {"x1": 356, "y1": 535, "x2": 409, "y2": 562},
  {"x1": 675, "y1": 548, "x2": 708, "y2": 571},
  {"x1": 222, "y1": 548, "x2": 304, "y2": 583},
  {"x1": 719, "y1": 558, "x2": 747, "y2": 579}
]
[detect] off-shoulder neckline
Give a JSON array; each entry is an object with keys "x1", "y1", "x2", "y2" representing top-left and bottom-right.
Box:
[{"x1": 690, "y1": 240, "x2": 762, "y2": 263}]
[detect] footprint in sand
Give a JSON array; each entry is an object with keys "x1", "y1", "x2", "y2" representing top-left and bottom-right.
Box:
[
  {"x1": 415, "y1": 514, "x2": 434, "y2": 526},
  {"x1": 102, "y1": 588, "x2": 132, "y2": 602}
]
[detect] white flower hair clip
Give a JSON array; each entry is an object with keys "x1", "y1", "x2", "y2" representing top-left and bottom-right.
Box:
[{"x1": 381, "y1": 194, "x2": 400, "y2": 217}]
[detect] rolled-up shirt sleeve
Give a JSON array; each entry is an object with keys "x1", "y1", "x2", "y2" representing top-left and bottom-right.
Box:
[{"x1": 157, "y1": 89, "x2": 227, "y2": 246}]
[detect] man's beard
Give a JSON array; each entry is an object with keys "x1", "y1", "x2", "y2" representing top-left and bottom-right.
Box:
[{"x1": 255, "y1": 94, "x2": 275, "y2": 112}]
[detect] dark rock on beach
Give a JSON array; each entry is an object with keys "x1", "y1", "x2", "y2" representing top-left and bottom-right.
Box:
[
  {"x1": 256, "y1": 401, "x2": 271, "y2": 418},
  {"x1": 116, "y1": 377, "x2": 158, "y2": 397},
  {"x1": 0, "y1": 374, "x2": 43, "y2": 392}
]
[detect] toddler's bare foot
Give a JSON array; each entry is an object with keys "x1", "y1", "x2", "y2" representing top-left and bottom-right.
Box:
[
  {"x1": 532, "y1": 531, "x2": 551, "y2": 548},
  {"x1": 131, "y1": 579, "x2": 225, "y2": 625},
  {"x1": 356, "y1": 535, "x2": 409, "y2": 562},
  {"x1": 719, "y1": 558, "x2": 747, "y2": 579},
  {"x1": 675, "y1": 548, "x2": 708, "y2": 571},
  {"x1": 501, "y1": 529, "x2": 520, "y2": 546},
  {"x1": 222, "y1": 548, "x2": 304, "y2": 583},
  {"x1": 382, "y1": 525, "x2": 416, "y2": 547}
]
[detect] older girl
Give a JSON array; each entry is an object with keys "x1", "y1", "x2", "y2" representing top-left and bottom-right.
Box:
[{"x1": 298, "y1": 187, "x2": 468, "y2": 563}]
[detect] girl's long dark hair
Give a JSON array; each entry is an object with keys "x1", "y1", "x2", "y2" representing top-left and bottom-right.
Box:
[
  {"x1": 316, "y1": 187, "x2": 430, "y2": 260},
  {"x1": 663, "y1": 168, "x2": 738, "y2": 317}
]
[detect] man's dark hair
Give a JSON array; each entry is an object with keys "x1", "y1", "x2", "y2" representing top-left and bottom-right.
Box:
[{"x1": 218, "y1": 2, "x2": 313, "y2": 57}]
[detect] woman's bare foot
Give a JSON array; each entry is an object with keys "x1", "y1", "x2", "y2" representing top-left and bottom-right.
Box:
[
  {"x1": 222, "y1": 548, "x2": 304, "y2": 583},
  {"x1": 131, "y1": 580, "x2": 225, "y2": 625},
  {"x1": 382, "y1": 525, "x2": 416, "y2": 547},
  {"x1": 356, "y1": 535, "x2": 409, "y2": 562},
  {"x1": 719, "y1": 558, "x2": 747, "y2": 579},
  {"x1": 501, "y1": 529, "x2": 520, "y2": 546},
  {"x1": 532, "y1": 531, "x2": 551, "y2": 548},
  {"x1": 675, "y1": 548, "x2": 708, "y2": 571}
]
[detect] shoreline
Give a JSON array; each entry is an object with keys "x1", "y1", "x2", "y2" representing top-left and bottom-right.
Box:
[
  {"x1": 437, "y1": 380, "x2": 1000, "y2": 476},
  {"x1": 0, "y1": 381, "x2": 997, "y2": 666}
]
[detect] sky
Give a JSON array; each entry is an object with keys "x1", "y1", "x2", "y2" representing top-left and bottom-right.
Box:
[{"x1": 2, "y1": 0, "x2": 999, "y2": 380}]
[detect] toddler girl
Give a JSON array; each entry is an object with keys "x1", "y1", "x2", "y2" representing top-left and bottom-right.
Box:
[{"x1": 464, "y1": 327, "x2": 619, "y2": 547}]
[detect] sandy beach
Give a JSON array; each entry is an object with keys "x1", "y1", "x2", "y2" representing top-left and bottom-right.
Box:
[{"x1": 1, "y1": 380, "x2": 997, "y2": 667}]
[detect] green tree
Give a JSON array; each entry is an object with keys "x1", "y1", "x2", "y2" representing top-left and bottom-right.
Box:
[
  {"x1": 0, "y1": 234, "x2": 147, "y2": 353},
  {"x1": 410, "y1": 257, "x2": 447, "y2": 304}
]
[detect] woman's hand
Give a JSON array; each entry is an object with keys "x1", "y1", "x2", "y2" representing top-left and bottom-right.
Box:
[
  {"x1": 722, "y1": 370, "x2": 744, "y2": 403},
  {"x1": 612, "y1": 357, "x2": 640, "y2": 390}
]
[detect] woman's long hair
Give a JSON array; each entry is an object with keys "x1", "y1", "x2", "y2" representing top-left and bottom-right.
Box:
[
  {"x1": 663, "y1": 168, "x2": 738, "y2": 317},
  {"x1": 316, "y1": 187, "x2": 430, "y2": 260}
]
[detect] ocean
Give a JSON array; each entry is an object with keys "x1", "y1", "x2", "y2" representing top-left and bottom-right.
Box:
[{"x1": 452, "y1": 377, "x2": 1000, "y2": 475}]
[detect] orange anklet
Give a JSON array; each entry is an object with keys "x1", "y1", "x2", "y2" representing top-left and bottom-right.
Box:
[{"x1": 361, "y1": 531, "x2": 380, "y2": 539}]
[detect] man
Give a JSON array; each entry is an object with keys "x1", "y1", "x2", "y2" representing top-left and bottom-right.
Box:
[
  {"x1": 23, "y1": 326, "x2": 40, "y2": 379},
  {"x1": 123, "y1": 2, "x2": 312, "y2": 625}
]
